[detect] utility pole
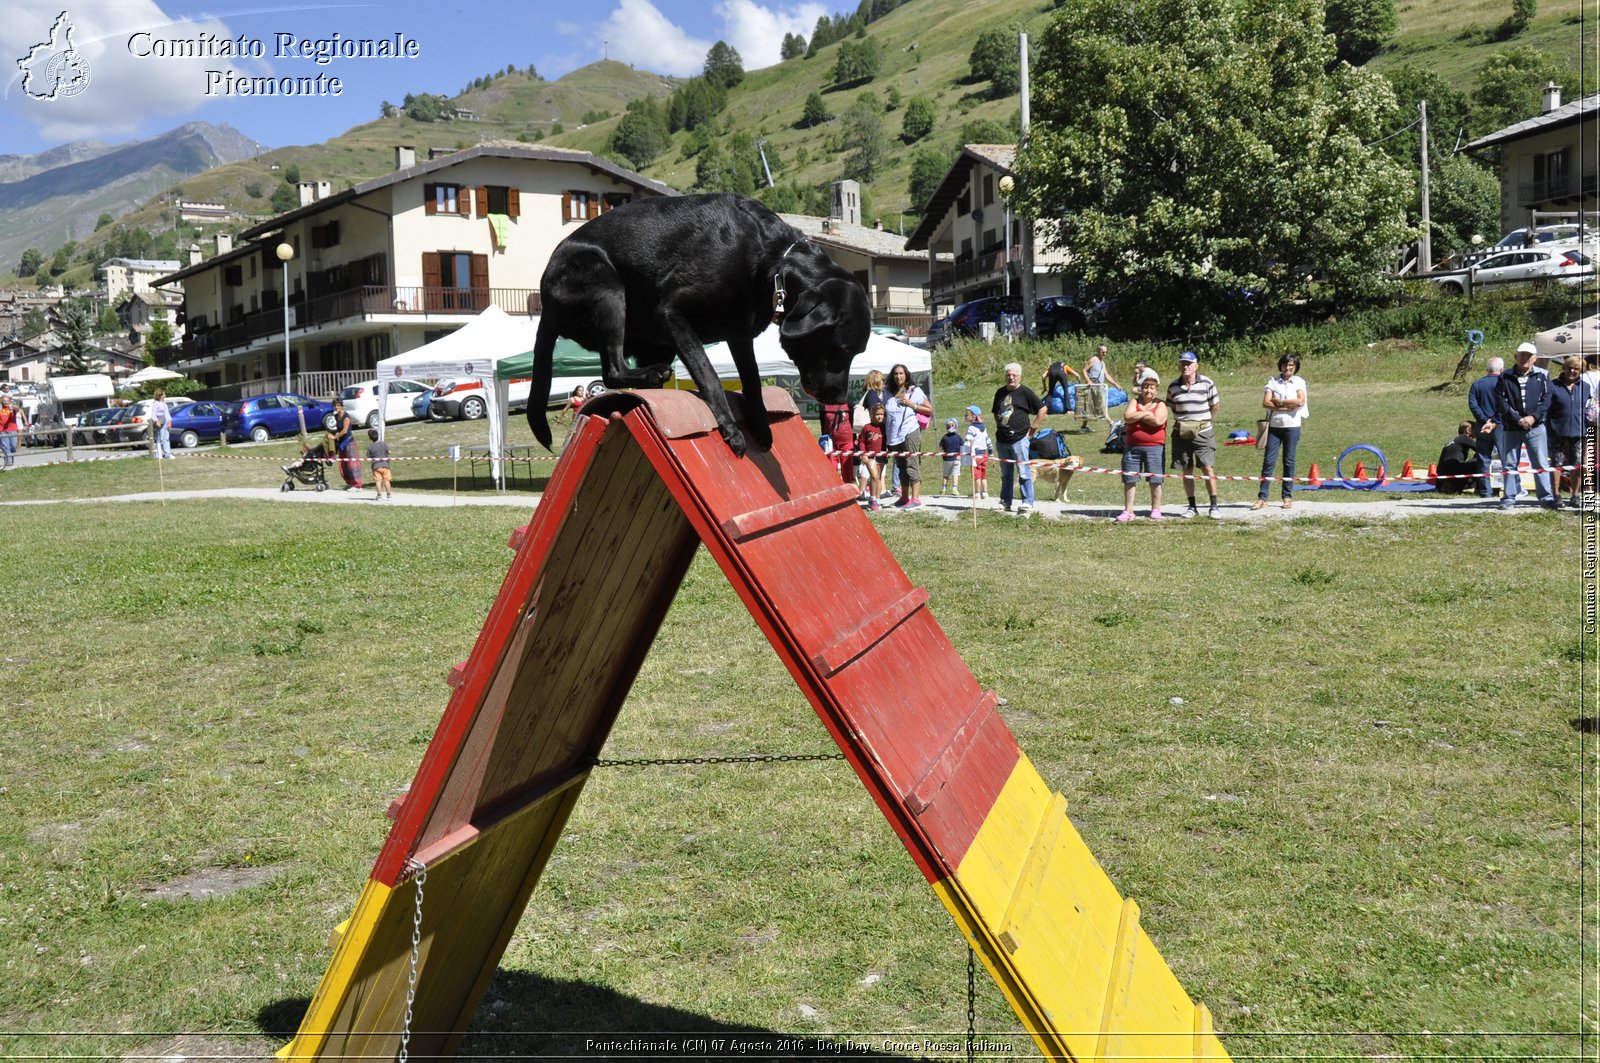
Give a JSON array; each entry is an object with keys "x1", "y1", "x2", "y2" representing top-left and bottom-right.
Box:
[
  {"x1": 1418, "y1": 101, "x2": 1432, "y2": 274},
  {"x1": 755, "y1": 138, "x2": 774, "y2": 187},
  {"x1": 1018, "y1": 32, "x2": 1036, "y2": 339}
]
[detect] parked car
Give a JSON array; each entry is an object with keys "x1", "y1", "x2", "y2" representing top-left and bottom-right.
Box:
[
  {"x1": 428, "y1": 377, "x2": 533, "y2": 420},
  {"x1": 125, "y1": 395, "x2": 195, "y2": 435},
  {"x1": 1430, "y1": 247, "x2": 1594, "y2": 295},
  {"x1": 1491, "y1": 224, "x2": 1591, "y2": 252},
  {"x1": 412, "y1": 387, "x2": 435, "y2": 421},
  {"x1": 169, "y1": 401, "x2": 229, "y2": 449},
  {"x1": 339, "y1": 378, "x2": 431, "y2": 429},
  {"x1": 221, "y1": 393, "x2": 338, "y2": 443},
  {"x1": 80, "y1": 406, "x2": 128, "y2": 444},
  {"x1": 926, "y1": 296, "x2": 1086, "y2": 347}
]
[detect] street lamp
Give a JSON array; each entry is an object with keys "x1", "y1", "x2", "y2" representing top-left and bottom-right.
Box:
[
  {"x1": 998, "y1": 175, "x2": 1015, "y2": 298},
  {"x1": 276, "y1": 242, "x2": 294, "y2": 391}
]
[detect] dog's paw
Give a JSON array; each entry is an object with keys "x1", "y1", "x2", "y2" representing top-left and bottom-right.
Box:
[
  {"x1": 720, "y1": 424, "x2": 749, "y2": 458},
  {"x1": 745, "y1": 416, "x2": 773, "y2": 452},
  {"x1": 644, "y1": 367, "x2": 673, "y2": 388}
]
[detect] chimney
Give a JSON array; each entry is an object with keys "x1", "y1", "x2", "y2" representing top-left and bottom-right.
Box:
[
  {"x1": 395, "y1": 145, "x2": 416, "y2": 169},
  {"x1": 187, "y1": 243, "x2": 202, "y2": 267},
  {"x1": 296, "y1": 180, "x2": 332, "y2": 206},
  {"x1": 830, "y1": 179, "x2": 861, "y2": 227},
  {"x1": 214, "y1": 234, "x2": 232, "y2": 256},
  {"x1": 1542, "y1": 82, "x2": 1562, "y2": 113}
]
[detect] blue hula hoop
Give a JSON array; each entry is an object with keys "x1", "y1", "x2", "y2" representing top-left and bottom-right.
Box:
[{"x1": 1335, "y1": 444, "x2": 1386, "y2": 489}]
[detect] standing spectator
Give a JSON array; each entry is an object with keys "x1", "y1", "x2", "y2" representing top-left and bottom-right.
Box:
[
  {"x1": 1253, "y1": 353, "x2": 1307, "y2": 510},
  {"x1": 1166, "y1": 351, "x2": 1221, "y2": 518},
  {"x1": 1116, "y1": 369, "x2": 1168, "y2": 521},
  {"x1": 991, "y1": 361, "x2": 1046, "y2": 514},
  {"x1": 331, "y1": 397, "x2": 363, "y2": 491},
  {"x1": 1495, "y1": 341, "x2": 1556, "y2": 510},
  {"x1": 367, "y1": 428, "x2": 393, "y2": 500},
  {"x1": 938, "y1": 418, "x2": 964, "y2": 496},
  {"x1": 1079, "y1": 345, "x2": 1120, "y2": 432},
  {"x1": 1467, "y1": 357, "x2": 1504, "y2": 498},
  {"x1": 820, "y1": 402, "x2": 855, "y2": 486},
  {"x1": 149, "y1": 387, "x2": 173, "y2": 460},
  {"x1": 0, "y1": 393, "x2": 26, "y2": 470},
  {"x1": 885, "y1": 363, "x2": 930, "y2": 508},
  {"x1": 857, "y1": 404, "x2": 888, "y2": 511},
  {"x1": 963, "y1": 405, "x2": 990, "y2": 501},
  {"x1": 859, "y1": 369, "x2": 895, "y2": 498},
  {"x1": 1547, "y1": 355, "x2": 1591, "y2": 508}
]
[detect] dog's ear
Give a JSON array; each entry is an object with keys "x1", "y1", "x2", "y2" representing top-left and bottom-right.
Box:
[{"x1": 779, "y1": 278, "x2": 870, "y2": 353}]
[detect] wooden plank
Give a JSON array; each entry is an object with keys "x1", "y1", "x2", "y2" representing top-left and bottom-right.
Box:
[
  {"x1": 904, "y1": 690, "x2": 1003, "y2": 815},
  {"x1": 996, "y1": 791, "x2": 1069, "y2": 955},
  {"x1": 809, "y1": 587, "x2": 927, "y2": 676},
  {"x1": 1095, "y1": 898, "x2": 1142, "y2": 1062},
  {"x1": 720, "y1": 482, "x2": 862, "y2": 541}
]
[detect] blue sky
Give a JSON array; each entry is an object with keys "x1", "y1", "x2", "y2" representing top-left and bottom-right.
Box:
[{"x1": 1, "y1": 0, "x2": 830, "y2": 155}]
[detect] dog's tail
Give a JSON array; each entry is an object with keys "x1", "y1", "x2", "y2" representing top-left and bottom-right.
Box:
[{"x1": 528, "y1": 316, "x2": 558, "y2": 450}]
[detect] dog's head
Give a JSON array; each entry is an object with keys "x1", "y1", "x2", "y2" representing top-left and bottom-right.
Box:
[{"x1": 778, "y1": 277, "x2": 870, "y2": 404}]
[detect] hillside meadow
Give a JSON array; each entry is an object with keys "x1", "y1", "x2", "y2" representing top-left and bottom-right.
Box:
[{"x1": 0, "y1": 301, "x2": 1593, "y2": 1060}]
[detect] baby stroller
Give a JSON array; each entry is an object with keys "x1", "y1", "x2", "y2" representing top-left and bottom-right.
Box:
[{"x1": 280, "y1": 444, "x2": 331, "y2": 492}]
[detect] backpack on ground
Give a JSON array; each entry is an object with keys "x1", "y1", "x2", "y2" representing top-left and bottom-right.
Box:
[
  {"x1": 1101, "y1": 422, "x2": 1125, "y2": 454},
  {"x1": 1030, "y1": 427, "x2": 1069, "y2": 460}
]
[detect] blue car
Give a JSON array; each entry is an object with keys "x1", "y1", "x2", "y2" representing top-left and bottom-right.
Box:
[
  {"x1": 169, "y1": 401, "x2": 229, "y2": 449},
  {"x1": 411, "y1": 387, "x2": 435, "y2": 421},
  {"x1": 222, "y1": 392, "x2": 338, "y2": 444}
]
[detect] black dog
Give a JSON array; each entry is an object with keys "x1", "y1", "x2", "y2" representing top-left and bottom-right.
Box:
[{"x1": 527, "y1": 193, "x2": 871, "y2": 457}]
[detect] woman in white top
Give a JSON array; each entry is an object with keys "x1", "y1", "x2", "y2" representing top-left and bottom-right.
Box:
[{"x1": 1254, "y1": 353, "x2": 1307, "y2": 510}]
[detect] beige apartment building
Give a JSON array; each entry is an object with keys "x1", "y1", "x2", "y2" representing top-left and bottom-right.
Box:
[{"x1": 157, "y1": 142, "x2": 672, "y2": 398}]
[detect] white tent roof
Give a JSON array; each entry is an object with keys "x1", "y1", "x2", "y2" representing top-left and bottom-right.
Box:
[
  {"x1": 687, "y1": 325, "x2": 930, "y2": 383},
  {"x1": 1533, "y1": 313, "x2": 1600, "y2": 361}
]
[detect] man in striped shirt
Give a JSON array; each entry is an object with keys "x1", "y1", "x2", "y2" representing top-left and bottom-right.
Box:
[{"x1": 1166, "y1": 351, "x2": 1221, "y2": 518}]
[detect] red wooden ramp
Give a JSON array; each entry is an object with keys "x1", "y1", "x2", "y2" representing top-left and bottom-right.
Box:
[{"x1": 281, "y1": 388, "x2": 1229, "y2": 1062}]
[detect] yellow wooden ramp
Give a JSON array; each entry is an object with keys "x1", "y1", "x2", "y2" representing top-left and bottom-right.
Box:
[{"x1": 280, "y1": 389, "x2": 1229, "y2": 1061}]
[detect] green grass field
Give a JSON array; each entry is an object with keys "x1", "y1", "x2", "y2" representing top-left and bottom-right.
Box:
[{"x1": 0, "y1": 317, "x2": 1594, "y2": 1060}]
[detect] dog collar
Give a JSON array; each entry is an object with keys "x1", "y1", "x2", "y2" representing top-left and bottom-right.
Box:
[{"x1": 772, "y1": 240, "x2": 803, "y2": 318}]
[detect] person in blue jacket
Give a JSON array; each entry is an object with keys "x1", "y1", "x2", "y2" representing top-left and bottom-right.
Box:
[
  {"x1": 1547, "y1": 355, "x2": 1593, "y2": 508},
  {"x1": 1466, "y1": 357, "x2": 1503, "y2": 498},
  {"x1": 1494, "y1": 342, "x2": 1557, "y2": 509}
]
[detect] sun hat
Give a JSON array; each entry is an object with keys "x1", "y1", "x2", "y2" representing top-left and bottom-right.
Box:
[{"x1": 1516, "y1": 341, "x2": 1538, "y2": 356}]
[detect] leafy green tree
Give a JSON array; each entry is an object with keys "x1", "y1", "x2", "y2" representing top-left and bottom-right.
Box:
[
  {"x1": 831, "y1": 38, "x2": 881, "y2": 86},
  {"x1": 270, "y1": 183, "x2": 298, "y2": 213},
  {"x1": 1473, "y1": 45, "x2": 1563, "y2": 134},
  {"x1": 143, "y1": 318, "x2": 175, "y2": 360},
  {"x1": 902, "y1": 96, "x2": 936, "y2": 141},
  {"x1": 703, "y1": 41, "x2": 745, "y2": 88},
  {"x1": 1018, "y1": 0, "x2": 1413, "y2": 335},
  {"x1": 781, "y1": 33, "x2": 807, "y2": 60},
  {"x1": 98, "y1": 306, "x2": 120, "y2": 334},
  {"x1": 1324, "y1": 0, "x2": 1397, "y2": 66},
  {"x1": 49, "y1": 243, "x2": 75, "y2": 276},
  {"x1": 668, "y1": 77, "x2": 728, "y2": 132},
  {"x1": 969, "y1": 28, "x2": 1021, "y2": 97},
  {"x1": 18, "y1": 248, "x2": 43, "y2": 277},
  {"x1": 95, "y1": 212, "x2": 114, "y2": 230},
  {"x1": 1428, "y1": 155, "x2": 1502, "y2": 258},
  {"x1": 55, "y1": 299, "x2": 100, "y2": 374},
  {"x1": 800, "y1": 92, "x2": 832, "y2": 128},
  {"x1": 908, "y1": 146, "x2": 950, "y2": 209},
  {"x1": 1502, "y1": 0, "x2": 1536, "y2": 36},
  {"x1": 21, "y1": 307, "x2": 47, "y2": 337},
  {"x1": 840, "y1": 92, "x2": 890, "y2": 180},
  {"x1": 610, "y1": 100, "x2": 670, "y2": 168},
  {"x1": 403, "y1": 93, "x2": 445, "y2": 122},
  {"x1": 959, "y1": 117, "x2": 1014, "y2": 144},
  {"x1": 283, "y1": 164, "x2": 300, "y2": 183}
]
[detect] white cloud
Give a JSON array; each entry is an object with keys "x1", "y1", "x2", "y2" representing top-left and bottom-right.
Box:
[
  {"x1": 598, "y1": 0, "x2": 711, "y2": 78},
  {"x1": 2, "y1": 0, "x2": 268, "y2": 142},
  {"x1": 714, "y1": 0, "x2": 829, "y2": 70}
]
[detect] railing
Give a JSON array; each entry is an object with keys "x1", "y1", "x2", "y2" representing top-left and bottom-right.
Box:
[
  {"x1": 1519, "y1": 170, "x2": 1600, "y2": 204},
  {"x1": 178, "y1": 285, "x2": 542, "y2": 362},
  {"x1": 926, "y1": 246, "x2": 1015, "y2": 300}
]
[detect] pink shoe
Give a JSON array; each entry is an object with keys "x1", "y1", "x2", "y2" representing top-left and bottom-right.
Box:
[
  {"x1": 1114, "y1": 510, "x2": 1134, "y2": 523},
  {"x1": 868, "y1": 500, "x2": 881, "y2": 511},
  {"x1": 1148, "y1": 508, "x2": 1164, "y2": 521}
]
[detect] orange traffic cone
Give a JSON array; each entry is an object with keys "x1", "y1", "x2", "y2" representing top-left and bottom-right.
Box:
[
  {"x1": 1354, "y1": 460, "x2": 1366, "y2": 480},
  {"x1": 1426, "y1": 462, "x2": 1438, "y2": 486},
  {"x1": 1400, "y1": 458, "x2": 1414, "y2": 479},
  {"x1": 1308, "y1": 462, "x2": 1323, "y2": 487}
]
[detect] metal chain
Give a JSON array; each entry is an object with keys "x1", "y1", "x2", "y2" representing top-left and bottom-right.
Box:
[
  {"x1": 967, "y1": 944, "x2": 977, "y2": 1063},
  {"x1": 588, "y1": 752, "x2": 846, "y2": 769},
  {"x1": 397, "y1": 858, "x2": 426, "y2": 1063}
]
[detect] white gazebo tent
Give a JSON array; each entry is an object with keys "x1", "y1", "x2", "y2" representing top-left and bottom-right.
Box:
[
  {"x1": 373, "y1": 305, "x2": 538, "y2": 486},
  {"x1": 1533, "y1": 313, "x2": 1600, "y2": 364},
  {"x1": 680, "y1": 325, "x2": 934, "y2": 408}
]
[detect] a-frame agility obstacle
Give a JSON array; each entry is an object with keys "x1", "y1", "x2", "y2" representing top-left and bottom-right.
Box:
[{"x1": 281, "y1": 388, "x2": 1230, "y2": 1061}]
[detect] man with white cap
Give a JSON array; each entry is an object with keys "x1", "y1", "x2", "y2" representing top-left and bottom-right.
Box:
[
  {"x1": 1167, "y1": 350, "x2": 1220, "y2": 517},
  {"x1": 1493, "y1": 341, "x2": 1558, "y2": 509}
]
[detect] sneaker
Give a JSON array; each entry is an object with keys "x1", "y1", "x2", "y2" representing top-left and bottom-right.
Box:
[
  {"x1": 868, "y1": 500, "x2": 881, "y2": 511},
  {"x1": 1114, "y1": 510, "x2": 1134, "y2": 523},
  {"x1": 893, "y1": 496, "x2": 910, "y2": 507},
  {"x1": 1499, "y1": 498, "x2": 1515, "y2": 510},
  {"x1": 880, "y1": 490, "x2": 897, "y2": 500},
  {"x1": 1148, "y1": 508, "x2": 1164, "y2": 521},
  {"x1": 345, "y1": 485, "x2": 359, "y2": 492},
  {"x1": 1181, "y1": 505, "x2": 1198, "y2": 519},
  {"x1": 1208, "y1": 504, "x2": 1220, "y2": 519},
  {"x1": 906, "y1": 498, "x2": 922, "y2": 508},
  {"x1": 281, "y1": 465, "x2": 293, "y2": 475}
]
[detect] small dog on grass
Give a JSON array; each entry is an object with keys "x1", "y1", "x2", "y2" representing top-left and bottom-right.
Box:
[
  {"x1": 1034, "y1": 456, "x2": 1083, "y2": 502},
  {"x1": 528, "y1": 193, "x2": 871, "y2": 457}
]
